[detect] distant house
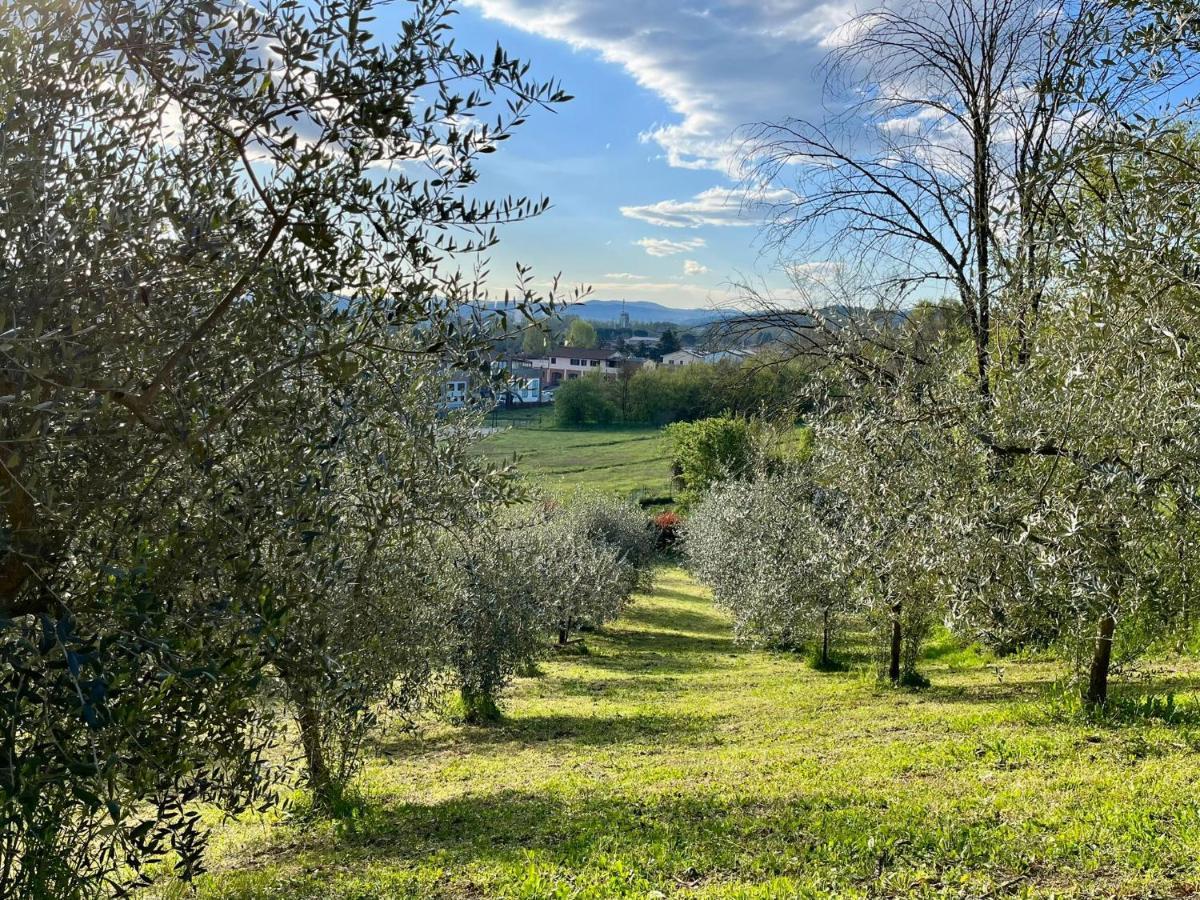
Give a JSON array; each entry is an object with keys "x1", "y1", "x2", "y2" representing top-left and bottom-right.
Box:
[
  {"x1": 526, "y1": 347, "x2": 649, "y2": 386},
  {"x1": 662, "y1": 348, "x2": 754, "y2": 367},
  {"x1": 440, "y1": 370, "x2": 472, "y2": 410},
  {"x1": 440, "y1": 356, "x2": 544, "y2": 411},
  {"x1": 496, "y1": 362, "x2": 543, "y2": 407}
]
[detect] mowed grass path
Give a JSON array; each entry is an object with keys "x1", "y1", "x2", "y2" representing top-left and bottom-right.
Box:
[
  {"x1": 184, "y1": 570, "x2": 1200, "y2": 899},
  {"x1": 476, "y1": 423, "x2": 672, "y2": 496}
]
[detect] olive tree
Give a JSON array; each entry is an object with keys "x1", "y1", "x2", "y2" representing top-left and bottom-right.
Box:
[
  {"x1": 546, "y1": 493, "x2": 653, "y2": 644},
  {"x1": 812, "y1": 389, "x2": 965, "y2": 685},
  {"x1": 0, "y1": 0, "x2": 568, "y2": 891},
  {"x1": 727, "y1": 0, "x2": 1200, "y2": 706},
  {"x1": 257, "y1": 334, "x2": 527, "y2": 808},
  {"x1": 446, "y1": 494, "x2": 652, "y2": 720},
  {"x1": 687, "y1": 476, "x2": 854, "y2": 667},
  {"x1": 445, "y1": 518, "x2": 557, "y2": 724},
  {"x1": 558, "y1": 494, "x2": 655, "y2": 590},
  {"x1": 942, "y1": 135, "x2": 1200, "y2": 705}
]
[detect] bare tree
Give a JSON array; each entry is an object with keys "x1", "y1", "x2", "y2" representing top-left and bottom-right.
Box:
[{"x1": 735, "y1": 0, "x2": 1168, "y2": 397}]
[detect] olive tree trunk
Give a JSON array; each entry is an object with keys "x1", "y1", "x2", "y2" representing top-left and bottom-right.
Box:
[
  {"x1": 888, "y1": 601, "x2": 903, "y2": 683},
  {"x1": 1084, "y1": 613, "x2": 1116, "y2": 708},
  {"x1": 821, "y1": 608, "x2": 831, "y2": 668},
  {"x1": 295, "y1": 696, "x2": 333, "y2": 806}
]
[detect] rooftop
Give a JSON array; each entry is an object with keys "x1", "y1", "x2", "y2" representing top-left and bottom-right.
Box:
[{"x1": 544, "y1": 347, "x2": 621, "y2": 360}]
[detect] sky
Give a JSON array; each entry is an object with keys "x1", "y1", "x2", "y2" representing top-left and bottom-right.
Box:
[{"x1": 376, "y1": 0, "x2": 861, "y2": 310}]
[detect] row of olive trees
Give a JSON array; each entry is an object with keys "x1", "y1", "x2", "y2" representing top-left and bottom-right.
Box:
[
  {"x1": 702, "y1": 0, "x2": 1200, "y2": 704},
  {"x1": 287, "y1": 490, "x2": 654, "y2": 798},
  {"x1": 686, "y1": 431, "x2": 944, "y2": 685},
  {"x1": 446, "y1": 495, "x2": 655, "y2": 723},
  {"x1": 0, "y1": 0, "x2": 588, "y2": 895}
]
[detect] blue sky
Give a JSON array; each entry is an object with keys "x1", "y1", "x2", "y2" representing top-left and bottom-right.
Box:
[{"x1": 379, "y1": 1, "x2": 858, "y2": 309}]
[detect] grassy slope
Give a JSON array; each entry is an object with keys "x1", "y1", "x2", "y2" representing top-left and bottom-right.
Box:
[
  {"x1": 181, "y1": 569, "x2": 1200, "y2": 899},
  {"x1": 477, "y1": 418, "x2": 673, "y2": 497}
]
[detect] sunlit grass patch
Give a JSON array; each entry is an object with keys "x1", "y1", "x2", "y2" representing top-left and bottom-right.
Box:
[{"x1": 166, "y1": 568, "x2": 1200, "y2": 899}]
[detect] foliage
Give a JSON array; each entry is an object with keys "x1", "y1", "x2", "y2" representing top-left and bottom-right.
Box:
[
  {"x1": 445, "y1": 518, "x2": 555, "y2": 724},
  {"x1": 687, "y1": 475, "x2": 853, "y2": 665},
  {"x1": 563, "y1": 356, "x2": 812, "y2": 427},
  {"x1": 262, "y1": 349, "x2": 521, "y2": 808},
  {"x1": 655, "y1": 329, "x2": 681, "y2": 357},
  {"x1": 445, "y1": 494, "x2": 651, "y2": 717},
  {"x1": 564, "y1": 318, "x2": 599, "y2": 349},
  {"x1": 0, "y1": 0, "x2": 567, "y2": 891},
  {"x1": 539, "y1": 522, "x2": 632, "y2": 647},
  {"x1": 553, "y1": 375, "x2": 616, "y2": 426},
  {"x1": 723, "y1": 0, "x2": 1200, "y2": 706},
  {"x1": 553, "y1": 492, "x2": 656, "y2": 600},
  {"x1": 665, "y1": 416, "x2": 758, "y2": 503},
  {"x1": 521, "y1": 324, "x2": 550, "y2": 355}
]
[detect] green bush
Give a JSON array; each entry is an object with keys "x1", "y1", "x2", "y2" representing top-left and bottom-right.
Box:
[
  {"x1": 666, "y1": 416, "x2": 756, "y2": 500},
  {"x1": 554, "y1": 376, "x2": 616, "y2": 426}
]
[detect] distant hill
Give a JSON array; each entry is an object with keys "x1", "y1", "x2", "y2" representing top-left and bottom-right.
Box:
[{"x1": 565, "y1": 300, "x2": 736, "y2": 326}]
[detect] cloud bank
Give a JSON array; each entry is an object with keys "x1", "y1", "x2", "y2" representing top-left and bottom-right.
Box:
[
  {"x1": 463, "y1": 0, "x2": 857, "y2": 173},
  {"x1": 623, "y1": 186, "x2": 791, "y2": 228}
]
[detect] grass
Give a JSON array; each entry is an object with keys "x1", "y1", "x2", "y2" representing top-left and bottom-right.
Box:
[
  {"x1": 167, "y1": 569, "x2": 1200, "y2": 899},
  {"x1": 477, "y1": 411, "x2": 674, "y2": 497}
]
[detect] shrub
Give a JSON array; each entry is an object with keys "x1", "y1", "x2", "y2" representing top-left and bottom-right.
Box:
[{"x1": 554, "y1": 376, "x2": 616, "y2": 426}]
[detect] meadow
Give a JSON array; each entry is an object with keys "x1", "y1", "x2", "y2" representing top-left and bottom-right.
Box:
[
  {"x1": 476, "y1": 408, "x2": 675, "y2": 498},
  {"x1": 170, "y1": 569, "x2": 1200, "y2": 899}
]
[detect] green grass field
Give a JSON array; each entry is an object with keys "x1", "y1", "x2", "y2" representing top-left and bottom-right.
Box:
[
  {"x1": 477, "y1": 410, "x2": 674, "y2": 498},
  {"x1": 172, "y1": 569, "x2": 1200, "y2": 899}
]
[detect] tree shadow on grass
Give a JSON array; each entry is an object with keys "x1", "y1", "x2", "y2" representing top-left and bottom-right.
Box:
[
  {"x1": 372, "y1": 709, "x2": 726, "y2": 758},
  {"x1": 550, "y1": 674, "x2": 694, "y2": 698},
  {"x1": 1113, "y1": 672, "x2": 1200, "y2": 699},
  {"x1": 918, "y1": 670, "x2": 1200, "y2": 729},
  {"x1": 210, "y1": 784, "x2": 1158, "y2": 899},
  {"x1": 568, "y1": 644, "x2": 731, "y2": 677},
  {"x1": 559, "y1": 618, "x2": 735, "y2": 678},
  {"x1": 918, "y1": 678, "x2": 1061, "y2": 706},
  {"x1": 621, "y1": 601, "x2": 732, "y2": 640}
]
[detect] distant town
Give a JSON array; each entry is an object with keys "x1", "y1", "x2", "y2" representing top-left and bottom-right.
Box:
[{"x1": 442, "y1": 302, "x2": 761, "y2": 410}]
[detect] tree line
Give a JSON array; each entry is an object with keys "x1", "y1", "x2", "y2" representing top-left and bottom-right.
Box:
[{"x1": 553, "y1": 357, "x2": 812, "y2": 427}]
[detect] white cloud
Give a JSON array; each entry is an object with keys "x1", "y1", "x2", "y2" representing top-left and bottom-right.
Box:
[
  {"x1": 463, "y1": 0, "x2": 858, "y2": 173},
  {"x1": 635, "y1": 236, "x2": 707, "y2": 257},
  {"x1": 604, "y1": 272, "x2": 650, "y2": 280},
  {"x1": 622, "y1": 186, "x2": 791, "y2": 228},
  {"x1": 683, "y1": 259, "x2": 709, "y2": 276}
]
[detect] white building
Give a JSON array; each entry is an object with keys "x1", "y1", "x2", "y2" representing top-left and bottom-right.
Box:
[
  {"x1": 525, "y1": 347, "x2": 650, "y2": 386},
  {"x1": 661, "y1": 348, "x2": 754, "y2": 367}
]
